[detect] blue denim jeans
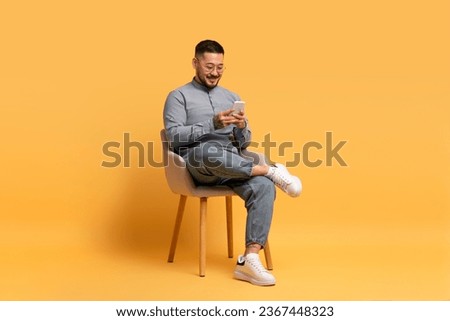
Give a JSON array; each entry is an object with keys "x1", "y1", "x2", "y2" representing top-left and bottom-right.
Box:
[{"x1": 183, "y1": 138, "x2": 276, "y2": 247}]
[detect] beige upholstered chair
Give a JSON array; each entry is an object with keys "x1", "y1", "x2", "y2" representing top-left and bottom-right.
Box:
[{"x1": 160, "y1": 129, "x2": 273, "y2": 277}]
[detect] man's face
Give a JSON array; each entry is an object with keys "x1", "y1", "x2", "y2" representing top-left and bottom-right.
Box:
[{"x1": 193, "y1": 52, "x2": 224, "y2": 89}]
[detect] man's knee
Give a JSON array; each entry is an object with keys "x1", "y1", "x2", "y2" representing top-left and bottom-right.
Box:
[{"x1": 188, "y1": 141, "x2": 226, "y2": 168}]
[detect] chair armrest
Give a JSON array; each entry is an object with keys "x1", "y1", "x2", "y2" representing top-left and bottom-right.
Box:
[{"x1": 164, "y1": 150, "x2": 198, "y2": 196}]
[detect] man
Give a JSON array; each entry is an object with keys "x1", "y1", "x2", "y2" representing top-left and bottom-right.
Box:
[{"x1": 163, "y1": 40, "x2": 302, "y2": 286}]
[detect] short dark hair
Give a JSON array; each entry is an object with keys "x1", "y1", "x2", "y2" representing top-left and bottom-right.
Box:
[{"x1": 195, "y1": 40, "x2": 224, "y2": 58}]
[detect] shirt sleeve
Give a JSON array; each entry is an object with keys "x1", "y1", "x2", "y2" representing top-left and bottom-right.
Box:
[
  {"x1": 163, "y1": 90, "x2": 215, "y2": 150},
  {"x1": 232, "y1": 122, "x2": 252, "y2": 149}
]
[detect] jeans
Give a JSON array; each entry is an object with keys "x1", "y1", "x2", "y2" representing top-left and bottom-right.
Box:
[{"x1": 183, "y1": 138, "x2": 276, "y2": 247}]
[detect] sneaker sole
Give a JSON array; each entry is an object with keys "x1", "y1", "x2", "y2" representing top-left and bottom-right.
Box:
[{"x1": 233, "y1": 270, "x2": 276, "y2": 286}]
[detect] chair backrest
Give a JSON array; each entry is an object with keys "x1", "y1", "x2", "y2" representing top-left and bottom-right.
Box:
[{"x1": 160, "y1": 129, "x2": 198, "y2": 196}]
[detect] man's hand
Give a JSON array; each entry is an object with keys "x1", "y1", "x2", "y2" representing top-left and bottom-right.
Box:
[
  {"x1": 213, "y1": 108, "x2": 247, "y2": 129},
  {"x1": 231, "y1": 111, "x2": 247, "y2": 129}
]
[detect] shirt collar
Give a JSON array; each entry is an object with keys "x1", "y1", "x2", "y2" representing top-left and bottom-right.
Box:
[{"x1": 191, "y1": 77, "x2": 217, "y2": 93}]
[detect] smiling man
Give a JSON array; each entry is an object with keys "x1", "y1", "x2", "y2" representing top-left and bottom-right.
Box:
[
  {"x1": 192, "y1": 48, "x2": 224, "y2": 89},
  {"x1": 163, "y1": 40, "x2": 302, "y2": 286}
]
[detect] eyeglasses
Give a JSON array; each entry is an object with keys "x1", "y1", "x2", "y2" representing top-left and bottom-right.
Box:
[{"x1": 198, "y1": 62, "x2": 225, "y2": 74}]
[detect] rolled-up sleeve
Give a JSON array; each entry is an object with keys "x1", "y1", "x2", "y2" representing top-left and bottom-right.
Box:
[{"x1": 233, "y1": 123, "x2": 252, "y2": 149}]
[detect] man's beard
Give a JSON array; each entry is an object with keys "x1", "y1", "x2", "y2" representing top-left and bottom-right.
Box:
[{"x1": 198, "y1": 75, "x2": 221, "y2": 89}]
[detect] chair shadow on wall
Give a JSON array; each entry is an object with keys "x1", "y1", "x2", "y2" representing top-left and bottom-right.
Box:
[
  {"x1": 105, "y1": 166, "x2": 179, "y2": 265},
  {"x1": 104, "y1": 167, "x2": 238, "y2": 270},
  {"x1": 105, "y1": 164, "x2": 247, "y2": 278}
]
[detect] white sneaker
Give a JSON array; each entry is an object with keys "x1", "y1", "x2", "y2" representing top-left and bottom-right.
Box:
[
  {"x1": 234, "y1": 253, "x2": 276, "y2": 286},
  {"x1": 266, "y1": 163, "x2": 302, "y2": 197}
]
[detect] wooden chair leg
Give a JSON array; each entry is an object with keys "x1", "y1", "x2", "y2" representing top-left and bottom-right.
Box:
[
  {"x1": 225, "y1": 196, "x2": 233, "y2": 258},
  {"x1": 168, "y1": 195, "x2": 187, "y2": 263},
  {"x1": 199, "y1": 197, "x2": 207, "y2": 277},
  {"x1": 264, "y1": 240, "x2": 273, "y2": 270}
]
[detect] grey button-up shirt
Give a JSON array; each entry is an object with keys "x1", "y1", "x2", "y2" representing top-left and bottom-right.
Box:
[{"x1": 163, "y1": 79, "x2": 251, "y2": 153}]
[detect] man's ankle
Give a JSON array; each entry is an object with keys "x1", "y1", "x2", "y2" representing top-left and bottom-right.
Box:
[
  {"x1": 245, "y1": 243, "x2": 262, "y2": 255},
  {"x1": 250, "y1": 164, "x2": 270, "y2": 177}
]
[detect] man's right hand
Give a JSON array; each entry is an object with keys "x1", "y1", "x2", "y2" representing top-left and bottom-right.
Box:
[{"x1": 213, "y1": 108, "x2": 239, "y2": 129}]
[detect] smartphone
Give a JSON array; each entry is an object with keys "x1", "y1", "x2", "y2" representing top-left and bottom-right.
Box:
[{"x1": 231, "y1": 101, "x2": 245, "y2": 115}]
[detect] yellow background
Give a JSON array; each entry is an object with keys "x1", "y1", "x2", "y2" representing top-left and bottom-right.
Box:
[{"x1": 1, "y1": 0, "x2": 449, "y2": 300}]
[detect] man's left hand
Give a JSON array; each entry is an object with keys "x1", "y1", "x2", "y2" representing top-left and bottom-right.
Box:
[{"x1": 232, "y1": 111, "x2": 247, "y2": 129}]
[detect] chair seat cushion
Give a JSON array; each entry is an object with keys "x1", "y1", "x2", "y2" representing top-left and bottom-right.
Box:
[{"x1": 189, "y1": 185, "x2": 235, "y2": 198}]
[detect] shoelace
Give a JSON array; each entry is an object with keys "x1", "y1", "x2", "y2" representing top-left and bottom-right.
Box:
[
  {"x1": 246, "y1": 257, "x2": 269, "y2": 274},
  {"x1": 271, "y1": 167, "x2": 292, "y2": 189}
]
